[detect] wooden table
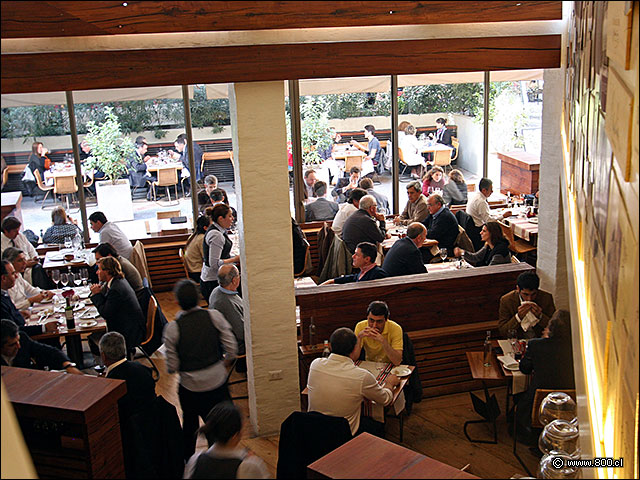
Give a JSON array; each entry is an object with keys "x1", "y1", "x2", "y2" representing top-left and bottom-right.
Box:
[
  {"x1": 307, "y1": 432, "x2": 478, "y2": 479},
  {"x1": 146, "y1": 161, "x2": 183, "y2": 174},
  {"x1": 463, "y1": 351, "x2": 508, "y2": 444},
  {"x1": 42, "y1": 248, "x2": 92, "y2": 271},
  {"x1": 1, "y1": 366, "x2": 127, "y2": 479},
  {"x1": 383, "y1": 220, "x2": 438, "y2": 252},
  {"x1": 419, "y1": 142, "x2": 454, "y2": 155},
  {"x1": 497, "y1": 151, "x2": 540, "y2": 195},
  {"x1": 144, "y1": 217, "x2": 193, "y2": 236},
  {"x1": 29, "y1": 291, "x2": 107, "y2": 368}
]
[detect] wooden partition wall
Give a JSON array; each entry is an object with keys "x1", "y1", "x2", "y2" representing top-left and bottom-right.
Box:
[{"x1": 296, "y1": 262, "x2": 534, "y2": 397}]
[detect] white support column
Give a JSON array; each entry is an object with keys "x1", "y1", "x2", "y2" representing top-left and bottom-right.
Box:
[
  {"x1": 538, "y1": 68, "x2": 569, "y2": 309},
  {"x1": 228, "y1": 82, "x2": 300, "y2": 435}
]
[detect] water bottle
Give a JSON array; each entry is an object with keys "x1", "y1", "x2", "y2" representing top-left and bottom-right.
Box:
[
  {"x1": 322, "y1": 340, "x2": 331, "y2": 358},
  {"x1": 483, "y1": 330, "x2": 492, "y2": 367},
  {"x1": 309, "y1": 316, "x2": 316, "y2": 349}
]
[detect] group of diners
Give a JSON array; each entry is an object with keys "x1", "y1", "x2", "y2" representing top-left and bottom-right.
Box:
[
  {"x1": 308, "y1": 175, "x2": 518, "y2": 286},
  {"x1": 308, "y1": 269, "x2": 575, "y2": 446}
]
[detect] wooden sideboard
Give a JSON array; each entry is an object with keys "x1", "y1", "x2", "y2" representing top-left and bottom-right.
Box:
[
  {"x1": 2, "y1": 366, "x2": 127, "y2": 478},
  {"x1": 497, "y1": 151, "x2": 540, "y2": 195}
]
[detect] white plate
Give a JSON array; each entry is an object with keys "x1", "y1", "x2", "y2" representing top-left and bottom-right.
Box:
[
  {"x1": 78, "y1": 291, "x2": 90, "y2": 299},
  {"x1": 390, "y1": 366, "x2": 412, "y2": 377},
  {"x1": 49, "y1": 254, "x2": 64, "y2": 261},
  {"x1": 79, "y1": 307, "x2": 99, "y2": 319},
  {"x1": 528, "y1": 217, "x2": 538, "y2": 224},
  {"x1": 504, "y1": 363, "x2": 520, "y2": 371},
  {"x1": 69, "y1": 258, "x2": 85, "y2": 264},
  {"x1": 78, "y1": 320, "x2": 98, "y2": 328}
]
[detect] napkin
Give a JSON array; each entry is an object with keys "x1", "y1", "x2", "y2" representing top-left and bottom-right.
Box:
[
  {"x1": 520, "y1": 301, "x2": 539, "y2": 332},
  {"x1": 497, "y1": 355, "x2": 519, "y2": 369}
]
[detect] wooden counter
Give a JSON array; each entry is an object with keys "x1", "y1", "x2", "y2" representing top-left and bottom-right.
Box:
[
  {"x1": 497, "y1": 151, "x2": 540, "y2": 195},
  {"x1": 2, "y1": 366, "x2": 127, "y2": 478}
]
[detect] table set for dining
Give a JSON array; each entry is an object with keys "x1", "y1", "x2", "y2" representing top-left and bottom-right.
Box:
[
  {"x1": 494, "y1": 205, "x2": 539, "y2": 245},
  {"x1": 26, "y1": 286, "x2": 106, "y2": 369}
]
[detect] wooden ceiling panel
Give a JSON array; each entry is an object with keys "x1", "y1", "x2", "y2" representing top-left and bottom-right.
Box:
[
  {"x1": 1, "y1": 35, "x2": 560, "y2": 94},
  {"x1": 1, "y1": 1, "x2": 563, "y2": 38}
]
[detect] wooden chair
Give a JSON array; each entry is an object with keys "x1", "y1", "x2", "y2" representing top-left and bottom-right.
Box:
[
  {"x1": 178, "y1": 247, "x2": 192, "y2": 280},
  {"x1": 498, "y1": 220, "x2": 536, "y2": 256},
  {"x1": 513, "y1": 388, "x2": 577, "y2": 476},
  {"x1": 433, "y1": 148, "x2": 452, "y2": 173},
  {"x1": 134, "y1": 295, "x2": 160, "y2": 382},
  {"x1": 397, "y1": 148, "x2": 413, "y2": 182},
  {"x1": 83, "y1": 170, "x2": 96, "y2": 203},
  {"x1": 152, "y1": 167, "x2": 179, "y2": 204},
  {"x1": 156, "y1": 210, "x2": 181, "y2": 220},
  {"x1": 53, "y1": 175, "x2": 78, "y2": 211},
  {"x1": 511, "y1": 255, "x2": 521, "y2": 264},
  {"x1": 33, "y1": 170, "x2": 55, "y2": 208},
  {"x1": 226, "y1": 354, "x2": 248, "y2": 400},
  {"x1": 451, "y1": 137, "x2": 460, "y2": 165}
]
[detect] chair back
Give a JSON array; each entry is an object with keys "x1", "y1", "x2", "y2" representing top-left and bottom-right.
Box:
[
  {"x1": 140, "y1": 295, "x2": 158, "y2": 347},
  {"x1": 131, "y1": 240, "x2": 152, "y2": 289},
  {"x1": 156, "y1": 210, "x2": 181, "y2": 220},
  {"x1": 498, "y1": 220, "x2": 517, "y2": 252},
  {"x1": 178, "y1": 247, "x2": 190, "y2": 278},
  {"x1": 511, "y1": 255, "x2": 521, "y2": 264},
  {"x1": 398, "y1": 146, "x2": 407, "y2": 164},
  {"x1": 454, "y1": 224, "x2": 475, "y2": 252},
  {"x1": 433, "y1": 148, "x2": 452, "y2": 168},
  {"x1": 451, "y1": 138, "x2": 460, "y2": 161},
  {"x1": 34, "y1": 170, "x2": 51, "y2": 190},
  {"x1": 83, "y1": 170, "x2": 94, "y2": 187},
  {"x1": 54, "y1": 175, "x2": 79, "y2": 194},
  {"x1": 531, "y1": 389, "x2": 577, "y2": 428},
  {"x1": 345, "y1": 155, "x2": 362, "y2": 171},
  {"x1": 156, "y1": 167, "x2": 178, "y2": 187}
]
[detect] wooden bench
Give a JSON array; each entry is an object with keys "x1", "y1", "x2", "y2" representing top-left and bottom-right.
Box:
[{"x1": 296, "y1": 262, "x2": 533, "y2": 397}]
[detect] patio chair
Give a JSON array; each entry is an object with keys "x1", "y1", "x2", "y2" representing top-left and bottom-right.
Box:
[
  {"x1": 33, "y1": 170, "x2": 55, "y2": 208},
  {"x1": 433, "y1": 148, "x2": 452, "y2": 173},
  {"x1": 151, "y1": 167, "x2": 179, "y2": 204}
]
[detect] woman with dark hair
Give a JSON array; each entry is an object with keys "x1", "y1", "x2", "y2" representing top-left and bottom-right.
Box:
[
  {"x1": 516, "y1": 309, "x2": 575, "y2": 437},
  {"x1": 421, "y1": 166, "x2": 445, "y2": 195},
  {"x1": 183, "y1": 402, "x2": 270, "y2": 479},
  {"x1": 42, "y1": 206, "x2": 82, "y2": 244},
  {"x1": 27, "y1": 141, "x2": 51, "y2": 180},
  {"x1": 442, "y1": 169, "x2": 468, "y2": 206},
  {"x1": 200, "y1": 204, "x2": 240, "y2": 302},
  {"x1": 453, "y1": 221, "x2": 511, "y2": 266},
  {"x1": 184, "y1": 215, "x2": 211, "y2": 283}
]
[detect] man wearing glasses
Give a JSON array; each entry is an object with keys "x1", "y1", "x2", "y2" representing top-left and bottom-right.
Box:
[{"x1": 421, "y1": 193, "x2": 459, "y2": 263}]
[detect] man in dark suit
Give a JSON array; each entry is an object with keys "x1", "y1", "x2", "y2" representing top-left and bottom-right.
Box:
[
  {"x1": 99, "y1": 331, "x2": 156, "y2": 424},
  {"x1": 89, "y1": 256, "x2": 146, "y2": 355},
  {"x1": 421, "y1": 193, "x2": 460, "y2": 263},
  {"x1": 127, "y1": 136, "x2": 156, "y2": 199},
  {"x1": 172, "y1": 133, "x2": 204, "y2": 194},
  {"x1": 332, "y1": 166, "x2": 361, "y2": 204},
  {"x1": 321, "y1": 242, "x2": 387, "y2": 285},
  {"x1": 1, "y1": 319, "x2": 82, "y2": 373},
  {"x1": 305, "y1": 181, "x2": 339, "y2": 222},
  {"x1": 382, "y1": 223, "x2": 428, "y2": 277},
  {"x1": 341, "y1": 195, "x2": 387, "y2": 254},
  {"x1": 498, "y1": 271, "x2": 556, "y2": 339}
]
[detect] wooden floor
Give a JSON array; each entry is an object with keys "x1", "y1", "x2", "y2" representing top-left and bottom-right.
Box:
[{"x1": 137, "y1": 291, "x2": 541, "y2": 479}]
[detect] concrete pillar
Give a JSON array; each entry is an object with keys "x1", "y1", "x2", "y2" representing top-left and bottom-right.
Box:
[
  {"x1": 538, "y1": 68, "x2": 569, "y2": 309},
  {"x1": 229, "y1": 82, "x2": 300, "y2": 435}
]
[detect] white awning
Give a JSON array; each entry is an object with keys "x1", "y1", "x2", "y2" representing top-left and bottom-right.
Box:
[
  {"x1": 206, "y1": 69, "x2": 543, "y2": 98},
  {"x1": 1, "y1": 85, "x2": 191, "y2": 108}
]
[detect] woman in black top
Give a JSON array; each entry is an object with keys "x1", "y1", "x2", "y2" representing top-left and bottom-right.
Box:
[
  {"x1": 453, "y1": 221, "x2": 511, "y2": 266},
  {"x1": 27, "y1": 141, "x2": 50, "y2": 180}
]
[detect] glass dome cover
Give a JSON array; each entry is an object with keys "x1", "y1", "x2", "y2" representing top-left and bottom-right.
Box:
[{"x1": 539, "y1": 392, "x2": 577, "y2": 425}]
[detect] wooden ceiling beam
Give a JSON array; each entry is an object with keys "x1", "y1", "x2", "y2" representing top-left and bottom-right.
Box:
[
  {"x1": 1, "y1": 35, "x2": 560, "y2": 94},
  {"x1": 1, "y1": 1, "x2": 563, "y2": 39}
]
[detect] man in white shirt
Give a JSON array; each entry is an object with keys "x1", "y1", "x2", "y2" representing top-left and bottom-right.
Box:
[
  {"x1": 1, "y1": 217, "x2": 39, "y2": 284},
  {"x1": 307, "y1": 327, "x2": 399, "y2": 437},
  {"x1": 465, "y1": 177, "x2": 511, "y2": 249},
  {"x1": 88, "y1": 211, "x2": 133, "y2": 260},
  {"x1": 2, "y1": 248, "x2": 53, "y2": 310}
]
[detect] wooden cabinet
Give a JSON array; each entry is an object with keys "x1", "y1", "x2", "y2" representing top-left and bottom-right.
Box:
[
  {"x1": 2, "y1": 367, "x2": 127, "y2": 479},
  {"x1": 497, "y1": 151, "x2": 540, "y2": 195}
]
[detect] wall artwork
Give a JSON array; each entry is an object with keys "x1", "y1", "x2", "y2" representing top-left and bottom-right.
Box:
[
  {"x1": 592, "y1": 112, "x2": 613, "y2": 248},
  {"x1": 606, "y1": 0, "x2": 634, "y2": 70},
  {"x1": 605, "y1": 67, "x2": 634, "y2": 181}
]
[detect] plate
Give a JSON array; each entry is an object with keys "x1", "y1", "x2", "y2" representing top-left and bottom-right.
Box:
[
  {"x1": 79, "y1": 307, "x2": 99, "y2": 319},
  {"x1": 78, "y1": 291, "x2": 90, "y2": 299},
  {"x1": 390, "y1": 366, "x2": 412, "y2": 377},
  {"x1": 70, "y1": 258, "x2": 85, "y2": 264},
  {"x1": 78, "y1": 320, "x2": 98, "y2": 328},
  {"x1": 528, "y1": 217, "x2": 538, "y2": 224},
  {"x1": 49, "y1": 254, "x2": 64, "y2": 261},
  {"x1": 40, "y1": 297, "x2": 53, "y2": 304}
]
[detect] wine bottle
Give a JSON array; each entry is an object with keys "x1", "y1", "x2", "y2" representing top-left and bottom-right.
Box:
[
  {"x1": 65, "y1": 297, "x2": 75, "y2": 330},
  {"x1": 483, "y1": 330, "x2": 492, "y2": 367}
]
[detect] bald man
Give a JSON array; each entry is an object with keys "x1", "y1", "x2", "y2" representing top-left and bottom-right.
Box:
[
  {"x1": 209, "y1": 264, "x2": 245, "y2": 356},
  {"x1": 382, "y1": 223, "x2": 428, "y2": 277}
]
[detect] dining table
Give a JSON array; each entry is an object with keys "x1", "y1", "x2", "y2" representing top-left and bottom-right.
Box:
[
  {"x1": 42, "y1": 248, "x2": 94, "y2": 271},
  {"x1": 382, "y1": 220, "x2": 438, "y2": 252},
  {"x1": 28, "y1": 287, "x2": 107, "y2": 369},
  {"x1": 307, "y1": 432, "x2": 478, "y2": 479},
  {"x1": 493, "y1": 206, "x2": 539, "y2": 245},
  {"x1": 419, "y1": 141, "x2": 454, "y2": 155},
  {"x1": 145, "y1": 161, "x2": 183, "y2": 174}
]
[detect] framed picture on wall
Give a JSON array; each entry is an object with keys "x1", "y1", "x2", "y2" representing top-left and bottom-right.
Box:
[
  {"x1": 605, "y1": 67, "x2": 634, "y2": 181},
  {"x1": 592, "y1": 111, "x2": 613, "y2": 249}
]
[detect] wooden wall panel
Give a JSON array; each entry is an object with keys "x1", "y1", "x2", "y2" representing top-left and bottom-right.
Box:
[
  {"x1": 0, "y1": 35, "x2": 561, "y2": 94},
  {"x1": 1, "y1": 1, "x2": 563, "y2": 38}
]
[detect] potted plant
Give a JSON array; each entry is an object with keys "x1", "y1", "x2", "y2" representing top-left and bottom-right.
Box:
[{"x1": 85, "y1": 106, "x2": 136, "y2": 221}]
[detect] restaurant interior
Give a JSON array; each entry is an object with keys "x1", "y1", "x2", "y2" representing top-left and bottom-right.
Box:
[{"x1": 1, "y1": 2, "x2": 638, "y2": 479}]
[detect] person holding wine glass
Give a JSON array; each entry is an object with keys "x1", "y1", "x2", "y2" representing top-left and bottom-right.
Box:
[
  {"x1": 42, "y1": 207, "x2": 83, "y2": 245},
  {"x1": 420, "y1": 194, "x2": 459, "y2": 263},
  {"x1": 453, "y1": 221, "x2": 512, "y2": 267}
]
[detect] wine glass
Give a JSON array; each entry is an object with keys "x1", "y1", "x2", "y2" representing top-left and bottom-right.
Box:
[
  {"x1": 51, "y1": 269, "x2": 60, "y2": 290},
  {"x1": 73, "y1": 272, "x2": 82, "y2": 287},
  {"x1": 80, "y1": 268, "x2": 89, "y2": 287},
  {"x1": 439, "y1": 248, "x2": 448, "y2": 262},
  {"x1": 60, "y1": 273, "x2": 69, "y2": 290},
  {"x1": 64, "y1": 236, "x2": 72, "y2": 250}
]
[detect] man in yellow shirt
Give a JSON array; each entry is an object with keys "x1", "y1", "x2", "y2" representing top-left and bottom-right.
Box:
[{"x1": 354, "y1": 301, "x2": 403, "y2": 365}]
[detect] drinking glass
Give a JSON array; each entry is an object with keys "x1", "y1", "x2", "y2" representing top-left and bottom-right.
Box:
[
  {"x1": 80, "y1": 268, "x2": 89, "y2": 287},
  {"x1": 439, "y1": 248, "x2": 448, "y2": 262},
  {"x1": 73, "y1": 272, "x2": 83, "y2": 287},
  {"x1": 60, "y1": 273, "x2": 69, "y2": 289},
  {"x1": 51, "y1": 269, "x2": 60, "y2": 289},
  {"x1": 64, "y1": 236, "x2": 72, "y2": 250}
]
